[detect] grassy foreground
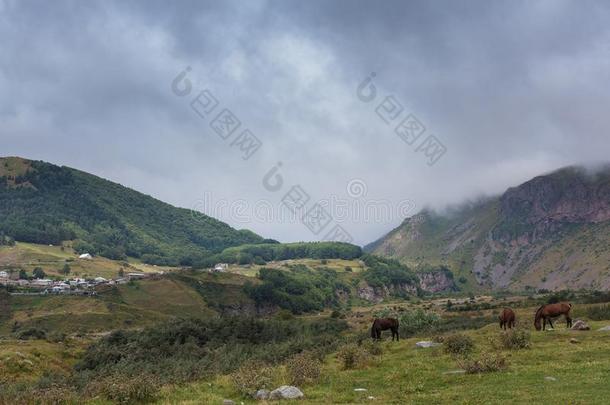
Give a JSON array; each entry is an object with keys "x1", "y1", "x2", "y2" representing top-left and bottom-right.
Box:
[{"x1": 157, "y1": 320, "x2": 610, "y2": 404}]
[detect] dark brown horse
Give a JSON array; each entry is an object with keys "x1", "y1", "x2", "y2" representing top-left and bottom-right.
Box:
[
  {"x1": 534, "y1": 302, "x2": 572, "y2": 331},
  {"x1": 371, "y1": 318, "x2": 399, "y2": 341},
  {"x1": 499, "y1": 308, "x2": 516, "y2": 330}
]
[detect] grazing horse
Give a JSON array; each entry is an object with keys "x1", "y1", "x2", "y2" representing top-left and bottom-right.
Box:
[
  {"x1": 534, "y1": 302, "x2": 572, "y2": 331},
  {"x1": 499, "y1": 308, "x2": 516, "y2": 330},
  {"x1": 371, "y1": 318, "x2": 399, "y2": 341}
]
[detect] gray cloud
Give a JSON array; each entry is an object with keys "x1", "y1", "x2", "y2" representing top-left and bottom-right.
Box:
[{"x1": 1, "y1": 0, "x2": 609, "y2": 244}]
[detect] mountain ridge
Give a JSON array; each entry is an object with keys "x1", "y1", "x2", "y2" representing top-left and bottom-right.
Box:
[
  {"x1": 0, "y1": 156, "x2": 264, "y2": 265},
  {"x1": 366, "y1": 164, "x2": 610, "y2": 291}
]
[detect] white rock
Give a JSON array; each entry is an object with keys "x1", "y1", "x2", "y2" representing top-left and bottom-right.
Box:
[
  {"x1": 354, "y1": 388, "x2": 368, "y2": 392},
  {"x1": 269, "y1": 386, "x2": 304, "y2": 400},
  {"x1": 598, "y1": 326, "x2": 610, "y2": 331},
  {"x1": 416, "y1": 341, "x2": 441, "y2": 348},
  {"x1": 544, "y1": 376, "x2": 557, "y2": 382}
]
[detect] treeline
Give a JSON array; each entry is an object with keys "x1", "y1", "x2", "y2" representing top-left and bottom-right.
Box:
[
  {"x1": 361, "y1": 254, "x2": 418, "y2": 288},
  {"x1": 0, "y1": 160, "x2": 263, "y2": 263},
  {"x1": 244, "y1": 266, "x2": 351, "y2": 314},
  {"x1": 195, "y1": 241, "x2": 363, "y2": 268},
  {"x1": 244, "y1": 254, "x2": 424, "y2": 314}
]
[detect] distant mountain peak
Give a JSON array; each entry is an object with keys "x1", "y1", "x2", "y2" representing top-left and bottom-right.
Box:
[{"x1": 367, "y1": 164, "x2": 610, "y2": 291}]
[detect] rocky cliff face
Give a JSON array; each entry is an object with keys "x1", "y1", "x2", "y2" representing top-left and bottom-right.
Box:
[
  {"x1": 356, "y1": 268, "x2": 456, "y2": 303},
  {"x1": 367, "y1": 165, "x2": 610, "y2": 291}
]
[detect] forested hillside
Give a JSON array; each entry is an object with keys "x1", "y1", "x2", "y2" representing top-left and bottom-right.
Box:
[{"x1": 0, "y1": 157, "x2": 263, "y2": 265}]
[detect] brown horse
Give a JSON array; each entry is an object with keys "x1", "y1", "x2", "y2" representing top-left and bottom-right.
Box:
[
  {"x1": 371, "y1": 318, "x2": 399, "y2": 341},
  {"x1": 534, "y1": 302, "x2": 572, "y2": 331},
  {"x1": 499, "y1": 308, "x2": 516, "y2": 330}
]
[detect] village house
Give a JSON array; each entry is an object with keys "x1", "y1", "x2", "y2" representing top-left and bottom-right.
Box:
[{"x1": 212, "y1": 263, "x2": 229, "y2": 272}]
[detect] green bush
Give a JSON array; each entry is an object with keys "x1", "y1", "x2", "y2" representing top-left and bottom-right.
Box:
[
  {"x1": 498, "y1": 328, "x2": 530, "y2": 350},
  {"x1": 458, "y1": 352, "x2": 508, "y2": 374},
  {"x1": 230, "y1": 362, "x2": 275, "y2": 397},
  {"x1": 443, "y1": 333, "x2": 474, "y2": 356},
  {"x1": 15, "y1": 327, "x2": 47, "y2": 340},
  {"x1": 361, "y1": 340, "x2": 383, "y2": 356},
  {"x1": 46, "y1": 331, "x2": 67, "y2": 343},
  {"x1": 337, "y1": 344, "x2": 369, "y2": 370},
  {"x1": 399, "y1": 309, "x2": 441, "y2": 336},
  {"x1": 582, "y1": 304, "x2": 610, "y2": 321},
  {"x1": 85, "y1": 373, "x2": 159, "y2": 404},
  {"x1": 286, "y1": 352, "x2": 322, "y2": 386}
]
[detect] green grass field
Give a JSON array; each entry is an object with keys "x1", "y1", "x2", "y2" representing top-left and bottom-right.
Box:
[{"x1": 157, "y1": 317, "x2": 610, "y2": 404}]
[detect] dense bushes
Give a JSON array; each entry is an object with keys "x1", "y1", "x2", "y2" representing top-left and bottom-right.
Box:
[
  {"x1": 76, "y1": 316, "x2": 348, "y2": 386},
  {"x1": 577, "y1": 304, "x2": 610, "y2": 321},
  {"x1": 245, "y1": 267, "x2": 350, "y2": 314},
  {"x1": 361, "y1": 255, "x2": 418, "y2": 289}
]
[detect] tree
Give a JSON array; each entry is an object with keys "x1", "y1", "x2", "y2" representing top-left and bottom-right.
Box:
[
  {"x1": 61, "y1": 264, "x2": 71, "y2": 275},
  {"x1": 118, "y1": 268, "x2": 125, "y2": 278},
  {"x1": 33, "y1": 267, "x2": 46, "y2": 279},
  {"x1": 18, "y1": 269, "x2": 28, "y2": 280}
]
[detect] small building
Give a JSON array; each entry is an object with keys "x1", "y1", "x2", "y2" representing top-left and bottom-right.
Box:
[
  {"x1": 31, "y1": 279, "x2": 53, "y2": 288},
  {"x1": 127, "y1": 273, "x2": 146, "y2": 280},
  {"x1": 212, "y1": 263, "x2": 228, "y2": 272},
  {"x1": 93, "y1": 277, "x2": 107, "y2": 284}
]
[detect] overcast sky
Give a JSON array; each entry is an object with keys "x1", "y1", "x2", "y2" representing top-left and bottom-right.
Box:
[{"x1": 1, "y1": 0, "x2": 609, "y2": 245}]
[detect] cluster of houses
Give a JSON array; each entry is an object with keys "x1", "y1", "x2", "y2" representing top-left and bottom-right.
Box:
[{"x1": 0, "y1": 270, "x2": 156, "y2": 295}]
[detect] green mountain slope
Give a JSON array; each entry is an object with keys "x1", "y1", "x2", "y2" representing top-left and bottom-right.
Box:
[
  {"x1": 0, "y1": 157, "x2": 263, "y2": 264},
  {"x1": 366, "y1": 166, "x2": 610, "y2": 291}
]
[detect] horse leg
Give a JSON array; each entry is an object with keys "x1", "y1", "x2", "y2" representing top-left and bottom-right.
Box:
[
  {"x1": 542, "y1": 317, "x2": 546, "y2": 331},
  {"x1": 566, "y1": 316, "x2": 572, "y2": 328},
  {"x1": 548, "y1": 318, "x2": 554, "y2": 329}
]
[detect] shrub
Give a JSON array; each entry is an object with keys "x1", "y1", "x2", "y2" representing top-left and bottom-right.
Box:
[
  {"x1": 443, "y1": 333, "x2": 474, "y2": 356},
  {"x1": 399, "y1": 309, "x2": 441, "y2": 336},
  {"x1": 498, "y1": 328, "x2": 530, "y2": 350},
  {"x1": 361, "y1": 340, "x2": 383, "y2": 356},
  {"x1": 16, "y1": 327, "x2": 47, "y2": 340},
  {"x1": 337, "y1": 344, "x2": 369, "y2": 370},
  {"x1": 582, "y1": 304, "x2": 610, "y2": 321},
  {"x1": 230, "y1": 362, "x2": 275, "y2": 396},
  {"x1": 46, "y1": 331, "x2": 67, "y2": 343},
  {"x1": 85, "y1": 373, "x2": 159, "y2": 404},
  {"x1": 458, "y1": 353, "x2": 508, "y2": 374},
  {"x1": 286, "y1": 352, "x2": 322, "y2": 386}
]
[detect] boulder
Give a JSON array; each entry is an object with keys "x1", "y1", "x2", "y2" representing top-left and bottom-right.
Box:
[
  {"x1": 253, "y1": 389, "x2": 270, "y2": 400},
  {"x1": 354, "y1": 388, "x2": 367, "y2": 392},
  {"x1": 571, "y1": 320, "x2": 590, "y2": 331},
  {"x1": 416, "y1": 341, "x2": 441, "y2": 348},
  {"x1": 598, "y1": 325, "x2": 610, "y2": 331},
  {"x1": 569, "y1": 338, "x2": 580, "y2": 344},
  {"x1": 544, "y1": 376, "x2": 557, "y2": 382},
  {"x1": 222, "y1": 400, "x2": 235, "y2": 405},
  {"x1": 269, "y1": 386, "x2": 304, "y2": 400}
]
